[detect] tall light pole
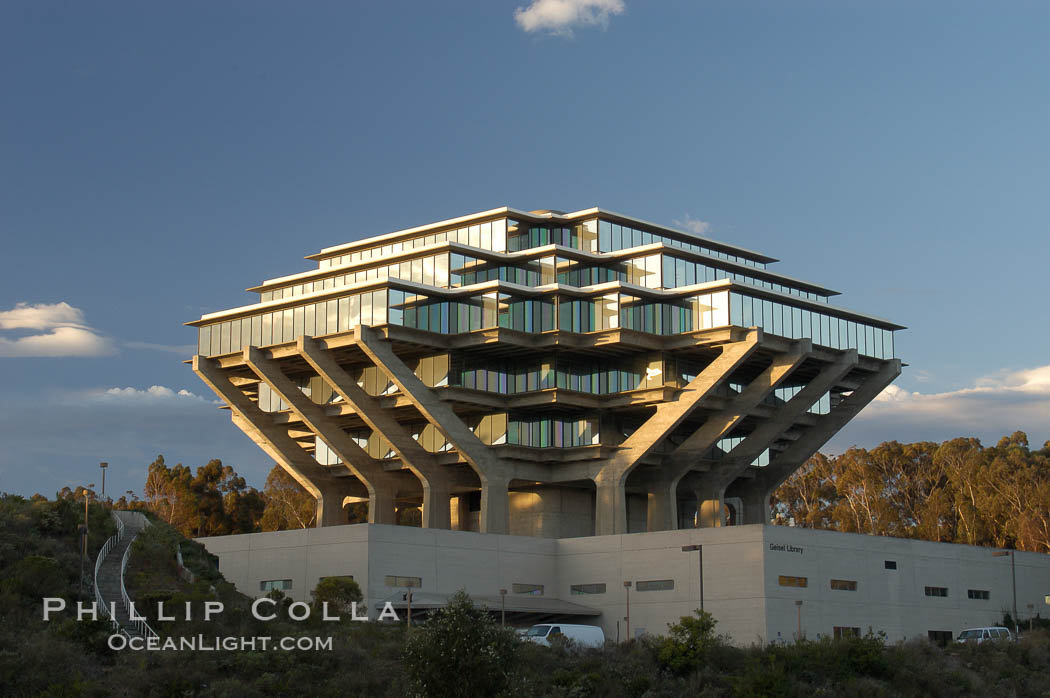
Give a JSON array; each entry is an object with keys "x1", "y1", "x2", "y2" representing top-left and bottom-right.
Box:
[
  {"x1": 993, "y1": 550, "x2": 1018, "y2": 639},
  {"x1": 624, "y1": 581, "x2": 632, "y2": 641},
  {"x1": 681, "y1": 544, "x2": 704, "y2": 612},
  {"x1": 99, "y1": 462, "x2": 108, "y2": 499},
  {"x1": 795, "y1": 600, "x2": 803, "y2": 641},
  {"x1": 78, "y1": 484, "x2": 95, "y2": 600},
  {"x1": 499, "y1": 588, "x2": 507, "y2": 627}
]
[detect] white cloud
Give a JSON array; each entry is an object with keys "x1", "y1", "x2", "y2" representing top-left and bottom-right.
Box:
[
  {"x1": 673, "y1": 215, "x2": 713, "y2": 236},
  {"x1": 90, "y1": 385, "x2": 208, "y2": 402},
  {"x1": 515, "y1": 0, "x2": 625, "y2": 36},
  {"x1": 825, "y1": 365, "x2": 1050, "y2": 452},
  {"x1": 0, "y1": 301, "x2": 87, "y2": 330},
  {"x1": 0, "y1": 325, "x2": 117, "y2": 357},
  {"x1": 0, "y1": 302, "x2": 115, "y2": 358}
]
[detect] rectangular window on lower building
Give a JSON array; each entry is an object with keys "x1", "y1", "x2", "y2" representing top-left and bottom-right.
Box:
[
  {"x1": 924, "y1": 586, "x2": 948, "y2": 597},
  {"x1": 928, "y1": 630, "x2": 953, "y2": 646},
  {"x1": 884, "y1": 560, "x2": 897, "y2": 570},
  {"x1": 967, "y1": 589, "x2": 990, "y2": 600},
  {"x1": 636, "y1": 579, "x2": 674, "y2": 592},
  {"x1": 570, "y1": 583, "x2": 607, "y2": 595},
  {"x1": 512, "y1": 583, "x2": 544, "y2": 595},
  {"x1": 778, "y1": 575, "x2": 808, "y2": 588},
  {"x1": 830, "y1": 579, "x2": 858, "y2": 591},
  {"x1": 320, "y1": 574, "x2": 354, "y2": 582},
  {"x1": 833, "y1": 626, "x2": 860, "y2": 639},
  {"x1": 260, "y1": 579, "x2": 293, "y2": 592},
  {"x1": 385, "y1": 575, "x2": 422, "y2": 588}
]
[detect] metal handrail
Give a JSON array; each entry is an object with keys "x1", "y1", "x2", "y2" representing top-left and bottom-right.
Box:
[
  {"x1": 93, "y1": 511, "x2": 125, "y2": 633},
  {"x1": 119, "y1": 512, "x2": 160, "y2": 641}
]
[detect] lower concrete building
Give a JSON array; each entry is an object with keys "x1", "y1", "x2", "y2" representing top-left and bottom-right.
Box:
[{"x1": 198, "y1": 524, "x2": 1050, "y2": 645}]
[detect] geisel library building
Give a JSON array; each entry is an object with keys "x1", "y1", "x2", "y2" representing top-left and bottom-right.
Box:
[{"x1": 192, "y1": 207, "x2": 1050, "y2": 643}]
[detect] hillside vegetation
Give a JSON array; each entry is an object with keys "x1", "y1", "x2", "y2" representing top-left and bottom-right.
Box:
[{"x1": 2, "y1": 492, "x2": 1050, "y2": 696}]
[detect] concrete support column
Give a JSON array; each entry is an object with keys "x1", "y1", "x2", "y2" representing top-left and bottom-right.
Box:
[
  {"x1": 645, "y1": 477, "x2": 676, "y2": 532},
  {"x1": 317, "y1": 483, "x2": 348, "y2": 527},
  {"x1": 695, "y1": 484, "x2": 727, "y2": 528},
  {"x1": 421, "y1": 480, "x2": 452, "y2": 530},
  {"x1": 480, "y1": 476, "x2": 510, "y2": 535},
  {"x1": 369, "y1": 482, "x2": 398, "y2": 525},
  {"x1": 594, "y1": 474, "x2": 627, "y2": 537},
  {"x1": 452, "y1": 494, "x2": 472, "y2": 531},
  {"x1": 735, "y1": 484, "x2": 772, "y2": 525}
]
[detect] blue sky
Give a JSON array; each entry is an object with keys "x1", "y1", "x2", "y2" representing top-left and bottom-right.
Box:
[{"x1": 2, "y1": 0, "x2": 1048, "y2": 498}]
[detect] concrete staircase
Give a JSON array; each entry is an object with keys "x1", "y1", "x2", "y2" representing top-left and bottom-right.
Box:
[{"x1": 94, "y1": 511, "x2": 151, "y2": 638}]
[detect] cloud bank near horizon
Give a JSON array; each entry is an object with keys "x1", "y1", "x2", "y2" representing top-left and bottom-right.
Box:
[{"x1": 825, "y1": 364, "x2": 1050, "y2": 453}]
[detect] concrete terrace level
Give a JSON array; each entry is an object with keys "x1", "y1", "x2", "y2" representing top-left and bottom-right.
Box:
[{"x1": 188, "y1": 206, "x2": 904, "y2": 538}]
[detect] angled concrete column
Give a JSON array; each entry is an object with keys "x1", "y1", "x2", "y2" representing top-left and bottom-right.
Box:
[
  {"x1": 731, "y1": 358, "x2": 902, "y2": 522},
  {"x1": 479, "y1": 475, "x2": 510, "y2": 535},
  {"x1": 670, "y1": 341, "x2": 810, "y2": 464},
  {"x1": 354, "y1": 326, "x2": 508, "y2": 478},
  {"x1": 691, "y1": 349, "x2": 858, "y2": 527},
  {"x1": 298, "y1": 336, "x2": 453, "y2": 529},
  {"x1": 355, "y1": 325, "x2": 513, "y2": 532},
  {"x1": 592, "y1": 333, "x2": 760, "y2": 536},
  {"x1": 665, "y1": 341, "x2": 809, "y2": 527},
  {"x1": 241, "y1": 347, "x2": 404, "y2": 526},
  {"x1": 195, "y1": 355, "x2": 353, "y2": 528},
  {"x1": 724, "y1": 349, "x2": 859, "y2": 469}
]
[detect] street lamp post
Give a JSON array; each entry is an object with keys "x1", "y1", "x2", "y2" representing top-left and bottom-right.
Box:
[
  {"x1": 499, "y1": 588, "x2": 507, "y2": 628},
  {"x1": 404, "y1": 578, "x2": 419, "y2": 628},
  {"x1": 78, "y1": 484, "x2": 95, "y2": 600},
  {"x1": 681, "y1": 544, "x2": 704, "y2": 612},
  {"x1": 993, "y1": 550, "x2": 1018, "y2": 639},
  {"x1": 795, "y1": 600, "x2": 803, "y2": 641},
  {"x1": 624, "y1": 581, "x2": 632, "y2": 641},
  {"x1": 99, "y1": 462, "x2": 108, "y2": 499},
  {"x1": 1027, "y1": 604, "x2": 1035, "y2": 633}
]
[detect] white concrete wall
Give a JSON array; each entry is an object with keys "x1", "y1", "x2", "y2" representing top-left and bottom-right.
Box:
[
  {"x1": 761, "y1": 527, "x2": 1050, "y2": 643},
  {"x1": 198, "y1": 524, "x2": 1050, "y2": 645}
]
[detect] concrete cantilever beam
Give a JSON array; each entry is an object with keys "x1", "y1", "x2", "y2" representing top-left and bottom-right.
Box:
[
  {"x1": 353, "y1": 325, "x2": 514, "y2": 534},
  {"x1": 241, "y1": 346, "x2": 406, "y2": 526},
  {"x1": 296, "y1": 336, "x2": 456, "y2": 529},
  {"x1": 641, "y1": 339, "x2": 811, "y2": 531},
  {"x1": 193, "y1": 355, "x2": 353, "y2": 527},
  {"x1": 592, "y1": 330, "x2": 761, "y2": 536},
  {"x1": 729, "y1": 358, "x2": 902, "y2": 525},
  {"x1": 691, "y1": 348, "x2": 860, "y2": 527}
]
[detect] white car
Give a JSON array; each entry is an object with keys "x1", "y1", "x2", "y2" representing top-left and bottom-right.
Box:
[
  {"x1": 956, "y1": 627, "x2": 1013, "y2": 644},
  {"x1": 524, "y1": 623, "x2": 605, "y2": 648}
]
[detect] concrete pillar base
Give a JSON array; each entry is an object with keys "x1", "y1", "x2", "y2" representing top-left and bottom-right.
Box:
[{"x1": 480, "y1": 477, "x2": 510, "y2": 534}]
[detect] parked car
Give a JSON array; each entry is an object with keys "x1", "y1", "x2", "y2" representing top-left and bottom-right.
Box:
[
  {"x1": 956, "y1": 627, "x2": 1013, "y2": 644},
  {"x1": 523, "y1": 623, "x2": 605, "y2": 648}
]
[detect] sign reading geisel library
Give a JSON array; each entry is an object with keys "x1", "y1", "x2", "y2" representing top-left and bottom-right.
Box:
[{"x1": 768, "y1": 543, "x2": 804, "y2": 555}]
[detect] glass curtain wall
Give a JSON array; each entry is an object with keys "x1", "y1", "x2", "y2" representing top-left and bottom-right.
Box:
[{"x1": 200, "y1": 288, "x2": 894, "y2": 360}]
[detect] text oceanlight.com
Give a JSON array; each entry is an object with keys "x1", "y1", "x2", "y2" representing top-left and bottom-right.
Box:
[{"x1": 108, "y1": 634, "x2": 333, "y2": 652}]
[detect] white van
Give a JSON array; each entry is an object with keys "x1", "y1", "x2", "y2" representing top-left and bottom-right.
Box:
[
  {"x1": 956, "y1": 627, "x2": 1013, "y2": 644},
  {"x1": 524, "y1": 624, "x2": 605, "y2": 648}
]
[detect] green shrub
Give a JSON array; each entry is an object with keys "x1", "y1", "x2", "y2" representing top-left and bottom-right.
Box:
[{"x1": 402, "y1": 589, "x2": 520, "y2": 697}]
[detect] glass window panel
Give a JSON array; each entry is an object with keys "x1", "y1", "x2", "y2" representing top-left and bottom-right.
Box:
[
  {"x1": 198, "y1": 326, "x2": 211, "y2": 355},
  {"x1": 598, "y1": 220, "x2": 611, "y2": 253},
  {"x1": 491, "y1": 218, "x2": 507, "y2": 252},
  {"x1": 261, "y1": 313, "x2": 272, "y2": 346}
]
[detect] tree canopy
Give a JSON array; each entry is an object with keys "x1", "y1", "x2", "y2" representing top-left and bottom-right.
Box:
[{"x1": 773, "y1": 432, "x2": 1050, "y2": 553}]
